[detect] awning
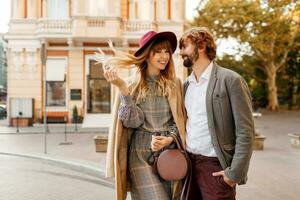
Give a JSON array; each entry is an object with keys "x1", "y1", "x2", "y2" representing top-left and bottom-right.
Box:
[{"x1": 46, "y1": 58, "x2": 66, "y2": 81}]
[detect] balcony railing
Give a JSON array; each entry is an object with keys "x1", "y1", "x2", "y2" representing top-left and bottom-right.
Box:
[
  {"x1": 35, "y1": 18, "x2": 162, "y2": 38},
  {"x1": 87, "y1": 17, "x2": 105, "y2": 27},
  {"x1": 123, "y1": 20, "x2": 157, "y2": 33},
  {"x1": 37, "y1": 19, "x2": 72, "y2": 34}
]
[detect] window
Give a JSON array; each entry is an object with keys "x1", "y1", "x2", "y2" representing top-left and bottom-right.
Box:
[
  {"x1": 46, "y1": 82, "x2": 66, "y2": 106},
  {"x1": 48, "y1": 0, "x2": 67, "y2": 19},
  {"x1": 87, "y1": 60, "x2": 111, "y2": 113},
  {"x1": 45, "y1": 58, "x2": 67, "y2": 107}
]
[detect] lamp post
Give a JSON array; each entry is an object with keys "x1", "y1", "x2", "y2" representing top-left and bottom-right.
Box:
[
  {"x1": 41, "y1": 42, "x2": 47, "y2": 154},
  {"x1": 59, "y1": 114, "x2": 72, "y2": 145}
]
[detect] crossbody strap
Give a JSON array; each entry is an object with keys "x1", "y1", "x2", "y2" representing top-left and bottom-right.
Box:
[{"x1": 170, "y1": 133, "x2": 192, "y2": 200}]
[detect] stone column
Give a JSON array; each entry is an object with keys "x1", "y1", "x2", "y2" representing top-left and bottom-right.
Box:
[
  {"x1": 72, "y1": 0, "x2": 86, "y2": 16},
  {"x1": 128, "y1": 0, "x2": 135, "y2": 19},
  {"x1": 27, "y1": 0, "x2": 38, "y2": 19},
  {"x1": 156, "y1": 0, "x2": 167, "y2": 21},
  {"x1": 12, "y1": 0, "x2": 26, "y2": 19},
  {"x1": 12, "y1": 0, "x2": 18, "y2": 19},
  {"x1": 19, "y1": 0, "x2": 26, "y2": 18},
  {"x1": 171, "y1": 0, "x2": 184, "y2": 20},
  {"x1": 42, "y1": 0, "x2": 47, "y2": 18},
  {"x1": 120, "y1": 0, "x2": 128, "y2": 19},
  {"x1": 150, "y1": 0, "x2": 155, "y2": 20},
  {"x1": 138, "y1": 0, "x2": 151, "y2": 20},
  {"x1": 36, "y1": 0, "x2": 42, "y2": 18},
  {"x1": 66, "y1": 0, "x2": 70, "y2": 17}
]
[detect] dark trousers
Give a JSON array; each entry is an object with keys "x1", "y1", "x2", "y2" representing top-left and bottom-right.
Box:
[{"x1": 188, "y1": 153, "x2": 236, "y2": 200}]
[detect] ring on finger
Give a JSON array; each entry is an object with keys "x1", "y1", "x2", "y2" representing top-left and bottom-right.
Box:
[{"x1": 104, "y1": 65, "x2": 110, "y2": 70}]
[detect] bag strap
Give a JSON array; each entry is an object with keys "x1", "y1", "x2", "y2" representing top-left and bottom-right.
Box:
[
  {"x1": 170, "y1": 133, "x2": 185, "y2": 151},
  {"x1": 181, "y1": 155, "x2": 192, "y2": 200},
  {"x1": 170, "y1": 133, "x2": 192, "y2": 200}
]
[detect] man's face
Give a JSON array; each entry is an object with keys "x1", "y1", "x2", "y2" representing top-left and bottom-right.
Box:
[{"x1": 179, "y1": 38, "x2": 197, "y2": 68}]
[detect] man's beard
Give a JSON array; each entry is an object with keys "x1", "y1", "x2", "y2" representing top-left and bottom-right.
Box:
[
  {"x1": 182, "y1": 51, "x2": 198, "y2": 68},
  {"x1": 183, "y1": 57, "x2": 193, "y2": 68}
]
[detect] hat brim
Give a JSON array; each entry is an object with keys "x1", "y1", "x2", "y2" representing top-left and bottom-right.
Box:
[{"x1": 134, "y1": 32, "x2": 177, "y2": 57}]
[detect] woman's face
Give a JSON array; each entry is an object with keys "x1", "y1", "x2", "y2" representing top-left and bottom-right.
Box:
[{"x1": 146, "y1": 46, "x2": 171, "y2": 74}]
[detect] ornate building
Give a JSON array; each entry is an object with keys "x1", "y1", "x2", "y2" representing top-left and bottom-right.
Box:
[{"x1": 5, "y1": 0, "x2": 187, "y2": 127}]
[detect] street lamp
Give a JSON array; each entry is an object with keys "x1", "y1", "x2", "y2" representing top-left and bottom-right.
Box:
[
  {"x1": 41, "y1": 42, "x2": 47, "y2": 154},
  {"x1": 59, "y1": 114, "x2": 72, "y2": 145},
  {"x1": 16, "y1": 111, "x2": 22, "y2": 133}
]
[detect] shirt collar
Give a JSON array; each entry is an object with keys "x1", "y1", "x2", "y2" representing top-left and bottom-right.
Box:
[
  {"x1": 202, "y1": 62, "x2": 213, "y2": 80},
  {"x1": 188, "y1": 62, "x2": 213, "y2": 83}
]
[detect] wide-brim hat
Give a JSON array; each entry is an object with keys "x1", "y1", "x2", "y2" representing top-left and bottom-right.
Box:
[{"x1": 134, "y1": 31, "x2": 177, "y2": 57}]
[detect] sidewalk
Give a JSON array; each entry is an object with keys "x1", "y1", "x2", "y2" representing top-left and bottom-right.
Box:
[
  {"x1": 238, "y1": 109, "x2": 300, "y2": 200},
  {"x1": 0, "y1": 120, "x2": 113, "y2": 188},
  {"x1": 0, "y1": 120, "x2": 108, "y2": 134},
  {"x1": 0, "y1": 110, "x2": 300, "y2": 199}
]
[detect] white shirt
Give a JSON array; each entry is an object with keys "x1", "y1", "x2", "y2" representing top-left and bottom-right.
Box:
[{"x1": 185, "y1": 62, "x2": 217, "y2": 156}]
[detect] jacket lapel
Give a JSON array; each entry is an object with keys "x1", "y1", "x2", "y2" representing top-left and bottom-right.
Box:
[{"x1": 206, "y1": 63, "x2": 218, "y2": 129}]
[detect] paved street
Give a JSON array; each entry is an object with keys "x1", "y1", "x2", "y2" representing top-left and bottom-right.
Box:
[
  {"x1": 0, "y1": 109, "x2": 299, "y2": 200},
  {"x1": 0, "y1": 154, "x2": 115, "y2": 200},
  {"x1": 237, "y1": 110, "x2": 300, "y2": 200}
]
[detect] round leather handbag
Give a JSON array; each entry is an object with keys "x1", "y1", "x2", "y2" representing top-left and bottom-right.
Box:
[{"x1": 156, "y1": 134, "x2": 188, "y2": 181}]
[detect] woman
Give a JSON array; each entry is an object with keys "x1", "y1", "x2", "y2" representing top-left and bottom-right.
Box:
[{"x1": 102, "y1": 31, "x2": 186, "y2": 200}]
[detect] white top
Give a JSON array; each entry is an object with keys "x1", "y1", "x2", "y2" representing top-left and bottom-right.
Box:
[{"x1": 185, "y1": 62, "x2": 217, "y2": 156}]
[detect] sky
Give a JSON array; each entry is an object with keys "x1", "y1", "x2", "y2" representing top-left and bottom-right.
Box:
[
  {"x1": 0, "y1": 0, "x2": 11, "y2": 33},
  {"x1": 0, "y1": 0, "x2": 201, "y2": 33},
  {"x1": 186, "y1": 0, "x2": 201, "y2": 20}
]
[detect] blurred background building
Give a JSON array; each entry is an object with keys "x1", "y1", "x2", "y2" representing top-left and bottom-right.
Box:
[
  {"x1": 0, "y1": 34, "x2": 7, "y2": 104},
  {"x1": 4, "y1": 0, "x2": 187, "y2": 127}
]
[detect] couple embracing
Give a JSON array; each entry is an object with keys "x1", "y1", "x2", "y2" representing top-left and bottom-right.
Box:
[{"x1": 100, "y1": 27, "x2": 255, "y2": 200}]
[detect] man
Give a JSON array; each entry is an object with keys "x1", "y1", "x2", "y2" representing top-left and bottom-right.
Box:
[{"x1": 179, "y1": 27, "x2": 255, "y2": 200}]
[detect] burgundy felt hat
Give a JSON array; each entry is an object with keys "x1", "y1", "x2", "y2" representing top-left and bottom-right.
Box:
[{"x1": 134, "y1": 31, "x2": 177, "y2": 57}]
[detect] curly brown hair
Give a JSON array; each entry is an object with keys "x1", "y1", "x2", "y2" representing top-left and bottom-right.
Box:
[{"x1": 179, "y1": 27, "x2": 216, "y2": 61}]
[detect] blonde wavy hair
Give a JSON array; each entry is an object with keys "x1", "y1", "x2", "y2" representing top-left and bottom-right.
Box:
[{"x1": 103, "y1": 39, "x2": 176, "y2": 103}]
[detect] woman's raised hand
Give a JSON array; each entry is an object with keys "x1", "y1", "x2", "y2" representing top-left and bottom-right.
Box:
[
  {"x1": 151, "y1": 135, "x2": 173, "y2": 152},
  {"x1": 103, "y1": 68, "x2": 125, "y2": 87},
  {"x1": 103, "y1": 68, "x2": 129, "y2": 96},
  {"x1": 95, "y1": 42, "x2": 129, "y2": 96}
]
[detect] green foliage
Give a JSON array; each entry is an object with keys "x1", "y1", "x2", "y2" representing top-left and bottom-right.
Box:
[
  {"x1": 192, "y1": 0, "x2": 300, "y2": 109},
  {"x1": 277, "y1": 32, "x2": 300, "y2": 108},
  {"x1": 72, "y1": 105, "x2": 78, "y2": 120}
]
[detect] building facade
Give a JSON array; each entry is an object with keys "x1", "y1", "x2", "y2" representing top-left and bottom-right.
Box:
[
  {"x1": 5, "y1": 0, "x2": 187, "y2": 127},
  {"x1": 0, "y1": 35, "x2": 7, "y2": 103}
]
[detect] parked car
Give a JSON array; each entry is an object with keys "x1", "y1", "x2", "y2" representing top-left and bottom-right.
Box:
[{"x1": 0, "y1": 106, "x2": 6, "y2": 119}]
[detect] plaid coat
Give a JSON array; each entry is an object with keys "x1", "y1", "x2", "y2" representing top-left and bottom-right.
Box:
[{"x1": 106, "y1": 77, "x2": 186, "y2": 200}]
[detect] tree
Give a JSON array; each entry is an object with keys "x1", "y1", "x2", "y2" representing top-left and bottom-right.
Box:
[
  {"x1": 280, "y1": 32, "x2": 300, "y2": 109},
  {"x1": 192, "y1": 0, "x2": 300, "y2": 110}
]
